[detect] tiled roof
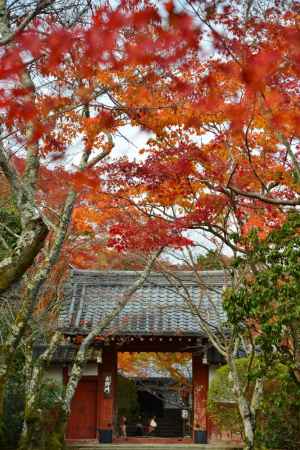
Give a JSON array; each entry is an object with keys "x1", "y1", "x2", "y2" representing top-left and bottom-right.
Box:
[{"x1": 58, "y1": 269, "x2": 227, "y2": 336}]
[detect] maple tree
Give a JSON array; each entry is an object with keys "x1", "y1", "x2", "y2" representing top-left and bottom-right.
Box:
[
  {"x1": 0, "y1": 1, "x2": 201, "y2": 448},
  {"x1": 102, "y1": 0, "x2": 300, "y2": 253},
  {"x1": 91, "y1": 2, "x2": 300, "y2": 448},
  {"x1": 1, "y1": 0, "x2": 300, "y2": 448},
  {"x1": 0, "y1": 0, "x2": 197, "y2": 287},
  {"x1": 224, "y1": 212, "x2": 300, "y2": 384}
]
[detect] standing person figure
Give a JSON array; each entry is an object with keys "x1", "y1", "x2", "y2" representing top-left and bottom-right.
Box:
[
  {"x1": 135, "y1": 416, "x2": 144, "y2": 436},
  {"x1": 120, "y1": 415, "x2": 127, "y2": 440},
  {"x1": 148, "y1": 415, "x2": 157, "y2": 436}
]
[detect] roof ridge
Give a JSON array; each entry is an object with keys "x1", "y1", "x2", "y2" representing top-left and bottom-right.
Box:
[{"x1": 71, "y1": 268, "x2": 226, "y2": 276}]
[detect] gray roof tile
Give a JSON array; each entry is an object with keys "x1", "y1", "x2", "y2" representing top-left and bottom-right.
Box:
[{"x1": 58, "y1": 269, "x2": 227, "y2": 336}]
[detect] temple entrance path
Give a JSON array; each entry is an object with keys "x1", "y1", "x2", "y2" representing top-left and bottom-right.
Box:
[{"x1": 67, "y1": 443, "x2": 243, "y2": 450}]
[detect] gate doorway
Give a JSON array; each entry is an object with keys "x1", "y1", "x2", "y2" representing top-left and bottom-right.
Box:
[{"x1": 116, "y1": 352, "x2": 192, "y2": 440}]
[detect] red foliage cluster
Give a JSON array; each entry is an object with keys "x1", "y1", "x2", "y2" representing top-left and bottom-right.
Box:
[
  {"x1": 108, "y1": 219, "x2": 193, "y2": 253},
  {"x1": 2, "y1": 0, "x2": 300, "y2": 264}
]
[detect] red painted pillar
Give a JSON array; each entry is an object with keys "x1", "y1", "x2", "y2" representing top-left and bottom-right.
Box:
[
  {"x1": 97, "y1": 347, "x2": 117, "y2": 443},
  {"x1": 192, "y1": 353, "x2": 209, "y2": 443}
]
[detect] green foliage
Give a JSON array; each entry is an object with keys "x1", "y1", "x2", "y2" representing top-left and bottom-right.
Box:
[
  {"x1": 36, "y1": 380, "x2": 64, "y2": 411},
  {"x1": 117, "y1": 375, "x2": 140, "y2": 422},
  {"x1": 257, "y1": 369, "x2": 300, "y2": 450},
  {"x1": 208, "y1": 361, "x2": 300, "y2": 449},
  {"x1": 1, "y1": 358, "x2": 65, "y2": 450},
  {"x1": 19, "y1": 381, "x2": 66, "y2": 450},
  {"x1": 208, "y1": 358, "x2": 251, "y2": 437},
  {"x1": 224, "y1": 213, "x2": 300, "y2": 370},
  {"x1": 0, "y1": 350, "x2": 25, "y2": 450}
]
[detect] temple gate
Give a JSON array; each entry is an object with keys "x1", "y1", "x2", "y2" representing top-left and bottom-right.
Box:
[{"x1": 53, "y1": 269, "x2": 227, "y2": 444}]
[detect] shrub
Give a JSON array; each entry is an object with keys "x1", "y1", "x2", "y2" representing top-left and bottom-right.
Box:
[
  {"x1": 257, "y1": 370, "x2": 300, "y2": 450},
  {"x1": 18, "y1": 381, "x2": 66, "y2": 450},
  {"x1": 0, "y1": 352, "x2": 25, "y2": 449},
  {"x1": 207, "y1": 358, "x2": 248, "y2": 437},
  {"x1": 208, "y1": 360, "x2": 300, "y2": 449}
]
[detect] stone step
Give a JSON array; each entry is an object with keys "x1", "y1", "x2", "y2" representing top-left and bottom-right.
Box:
[{"x1": 67, "y1": 445, "x2": 243, "y2": 450}]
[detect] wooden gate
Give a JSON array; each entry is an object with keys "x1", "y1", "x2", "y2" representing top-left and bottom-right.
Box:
[{"x1": 66, "y1": 377, "x2": 97, "y2": 439}]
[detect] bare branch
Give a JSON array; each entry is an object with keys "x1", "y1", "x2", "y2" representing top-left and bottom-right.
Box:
[
  {"x1": 159, "y1": 267, "x2": 228, "y2": 357},
  {"x1": 85, "y1": 134, "x2": 114, "y2": 169},
  {"x1": 0, "y1": 221, "x2": 20, "y2": 239},
  {"x1": 0, "y1": 0, "x2": 52, "y2": 46},
  {"x1": 0, "y1": 233, "x2": 9, "y2": 250},
  {"x1": 227, "y1": 185, "x2": 300, "y2": 206}
]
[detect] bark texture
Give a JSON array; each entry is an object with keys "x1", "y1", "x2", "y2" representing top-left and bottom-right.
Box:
[
  {"x1": 0, "y1": 218, "x2": 48, "y2": 290},
  {"x1": 0, "y1": 193, "x2": 75, "y2": 427},
  {"x1": 228, "y1": 355, "x2": 263, "y2": 450},
  {"x1": 0, "y1": 1, "x2": 49, "y2": 293},
  {"x1": 19, "y1": 332, "x2": 65, "y2": 450}
]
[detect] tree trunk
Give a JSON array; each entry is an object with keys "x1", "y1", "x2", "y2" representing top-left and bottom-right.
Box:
[
  {"x1": 292, "y1": 321, "x2": 300, "y2": 384},
  {"x1": 0, "y1": 217, "x2": 48, "y2": 291},
  {"x1": 227, "y1": 355, "x2": 262, "y2": 450},
  {"x1": 0, "y1": 0, "x2": 49, "y2": 293},
  {"x1": 236, "y1": 397, "x2": 255, "y2": 450},
  {"x1": 0, "y1": 190, "x2": 76, "y2": 420},
  {"x1": 19, "y1": 332, "x2": 65, "y2": 450}
]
